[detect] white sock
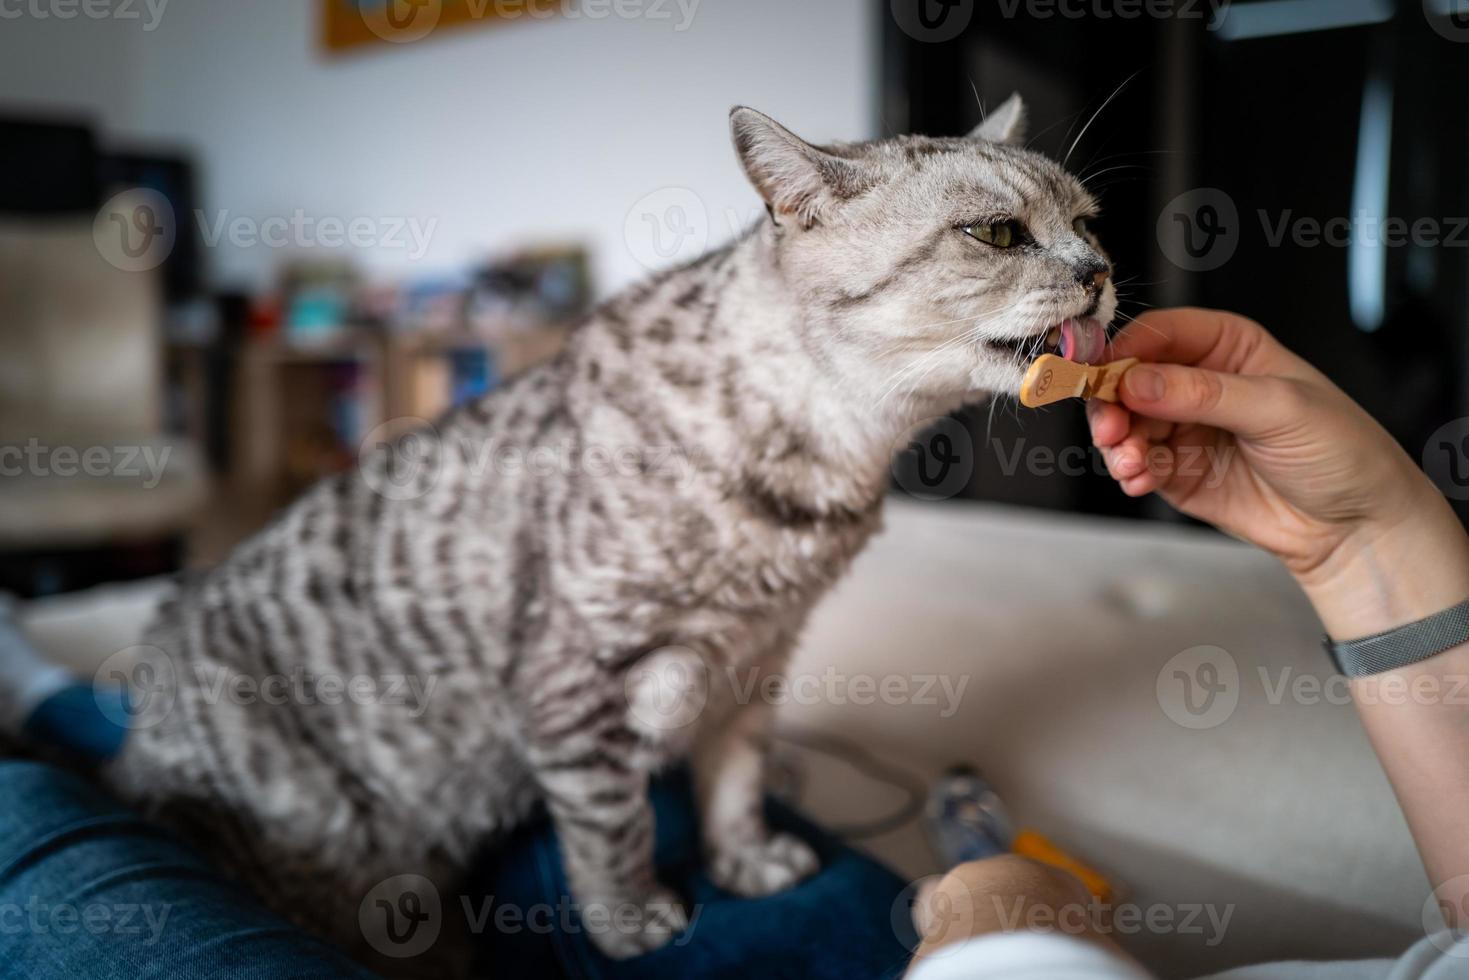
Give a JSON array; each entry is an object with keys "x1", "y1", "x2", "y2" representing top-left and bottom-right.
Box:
[{"x1": 0, "y1": 598, "x2": 76, "y2": 735}]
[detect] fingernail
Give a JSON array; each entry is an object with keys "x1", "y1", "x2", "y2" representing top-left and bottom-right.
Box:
[{"x1": 1124, "y1": 366, "x2": 1165, "y2": 402}]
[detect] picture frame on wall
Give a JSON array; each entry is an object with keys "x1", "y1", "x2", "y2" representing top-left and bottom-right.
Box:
[{"x1": 320, "y1": 0, "x2": 560, "y2": 53}]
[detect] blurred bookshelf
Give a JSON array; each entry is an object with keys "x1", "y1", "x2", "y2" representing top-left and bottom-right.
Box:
[
  {"x1": 168, "y1": 320, "x2": 573, "y2": 565},
  {"x1": 196, "y1": 321, "x2": 571, "y2": 501}
]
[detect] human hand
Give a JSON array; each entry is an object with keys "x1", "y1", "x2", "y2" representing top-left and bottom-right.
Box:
[
  {"x1": 906, "y1": 855, "x2": 1123, "y2": 972},
  {"x1": 1087, "y1": 308, "x2": 1469, "y2": 639}
]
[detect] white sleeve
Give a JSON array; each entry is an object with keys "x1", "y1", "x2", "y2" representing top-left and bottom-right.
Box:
[
  {"x1": 906, "y1": 933, "x2": 1155, "y2": 980},
  {"x1": 903, "y1": 929, "x2": 1469, "y2": 980}
]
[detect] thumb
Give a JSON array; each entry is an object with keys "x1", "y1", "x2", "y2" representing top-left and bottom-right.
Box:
[{"x1": 1119, "y1": 363, "x2": 1296, "y2": 439}]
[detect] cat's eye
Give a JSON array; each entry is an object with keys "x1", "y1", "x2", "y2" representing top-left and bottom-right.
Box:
[
  {"x1": 963, "y1": 220, "x2": 1026, "y2": 248},
  {"x1": 1073, "y1": 217, "x2": 1090, "y2": 237}
]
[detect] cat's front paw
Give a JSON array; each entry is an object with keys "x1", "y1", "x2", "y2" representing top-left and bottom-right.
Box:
[
  {"x1": 709, "y1": 832, "x2": 820, "y2": 897},
  {"x1": 582, "y1": 887, "x2": 689, "y2": 960}
]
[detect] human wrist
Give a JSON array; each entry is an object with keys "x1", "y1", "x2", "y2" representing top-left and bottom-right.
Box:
[{"x1": 1296, "y1": 487, "x2": 1469, "y2": 641}]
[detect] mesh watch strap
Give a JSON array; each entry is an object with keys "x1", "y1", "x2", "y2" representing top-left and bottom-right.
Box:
[{"x1": 1324, "y1": 596, "x2": 1469, "y2": 677}]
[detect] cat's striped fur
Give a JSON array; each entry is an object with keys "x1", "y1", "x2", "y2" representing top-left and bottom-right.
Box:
[{"x1": 100, "y1": 96, "x2": 1115, "y2": 973}]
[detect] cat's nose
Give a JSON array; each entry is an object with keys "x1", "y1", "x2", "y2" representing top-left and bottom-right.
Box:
[{"x1": 1078, "y1": 264, "x2": 1109, "y2": 293}]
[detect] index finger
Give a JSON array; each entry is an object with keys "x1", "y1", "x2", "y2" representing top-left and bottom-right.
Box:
[{"x1": 1105, "y1": 307, "x2": 1277, "y2": 373}]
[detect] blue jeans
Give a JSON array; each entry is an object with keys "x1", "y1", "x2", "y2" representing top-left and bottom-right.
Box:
[{"x1": 0, "y1": 761, "x2": 916, "y2": 978}]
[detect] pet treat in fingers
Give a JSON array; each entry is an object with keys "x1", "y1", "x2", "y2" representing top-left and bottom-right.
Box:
[{"x1": 1019, "y1": 354, "x2": 1139, "y2": 408}]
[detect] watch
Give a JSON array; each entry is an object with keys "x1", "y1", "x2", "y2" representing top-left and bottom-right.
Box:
[{"x1": 1324, "y1": 596, "x2": 1469, "y2": 677}]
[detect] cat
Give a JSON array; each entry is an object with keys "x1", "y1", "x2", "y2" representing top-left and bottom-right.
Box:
[{"x1": 99, "y1": 93, "x2": 1115, "y2": 973}]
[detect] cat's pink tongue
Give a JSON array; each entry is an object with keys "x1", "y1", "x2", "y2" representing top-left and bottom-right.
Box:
[{"x1": 1058, "y1": 317, "x2": 1106, "y2": 364}]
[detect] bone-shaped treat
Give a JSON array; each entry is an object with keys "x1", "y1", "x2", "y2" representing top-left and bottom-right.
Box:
[{"x1": 1019, "y1": 354, "x2": 1140, "y2": 409}]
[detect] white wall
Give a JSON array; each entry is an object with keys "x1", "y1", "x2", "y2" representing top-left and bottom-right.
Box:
[
  {"x1": 2, "y1": 0, "x2": 877, "y2": 295},
  {"x1": 0, "y1": 9, "x2": 140, "y2": 128}
]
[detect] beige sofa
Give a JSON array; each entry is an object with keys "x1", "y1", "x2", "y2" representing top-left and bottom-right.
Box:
[{"x1": 15, "y1": 498, "x2": 1429, "y2": 977}]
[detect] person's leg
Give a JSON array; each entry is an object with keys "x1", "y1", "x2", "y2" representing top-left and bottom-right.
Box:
[
  {"x1": 473, "y1": 769, "x2": 917, "y2": 980},
  {"x1": 0, "y1": 597, "x2": 128, "y2": 760},
  {"x1": 0, "y1": 759, "x2": 376, "y2": 980}
]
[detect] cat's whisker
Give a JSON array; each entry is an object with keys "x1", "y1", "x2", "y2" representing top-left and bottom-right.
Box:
[
  {"x1": 873, "y1": 335, "x2": 975, "y2": 405},
  {"x1": 1025, "y1": 110, "x2": 1083, "y2": 153},
  {"x1": 1107, "y1": 309, "x2": 1168, "y2": 346},
  {"x1": 1078, "y1": 164, "x2": 1147, "y2": 186},
  {"x1": 873, "y1": 306, "x2": 1007, "y2": 340},
  {"x1": 1064, "y1": 70, "x2": 1141, "y2": 169},
  {"x1": 876, "y1": 308, "x2": 1026, "y2": 406},
  {"x1": 874, "y1": 330, "x2": 986, "y2": 410}
]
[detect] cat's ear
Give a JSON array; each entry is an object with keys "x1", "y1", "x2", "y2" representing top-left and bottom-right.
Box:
[
  {"x1": 970, "y1": 93, "x2": 1027, "y2": 145},
  {"x1": 730, "y1": 107, "x2": 868, "y2": 228}
]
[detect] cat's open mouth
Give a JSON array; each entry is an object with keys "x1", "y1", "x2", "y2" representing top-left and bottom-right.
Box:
[{"x1": 985, "y1": 316, "x2": 1106, "y2": 364}]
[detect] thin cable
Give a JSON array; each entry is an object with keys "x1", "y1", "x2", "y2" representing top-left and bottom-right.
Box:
[{"x1": 770, "y1": 723, "x2": 928, "y2": 840}]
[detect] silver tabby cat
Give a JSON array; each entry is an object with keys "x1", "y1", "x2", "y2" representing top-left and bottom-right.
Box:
[{"x1": 103, "y1": 94, "x2": 1115, "y2": 972}]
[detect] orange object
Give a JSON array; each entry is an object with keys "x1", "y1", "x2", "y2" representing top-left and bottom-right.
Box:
[
  {"x1": 1019, "y1": 354, "x2": 1139, "y2": 408},
  {"x1": 1011, "y1": 828, "x2": 1115, "y2": 903}
]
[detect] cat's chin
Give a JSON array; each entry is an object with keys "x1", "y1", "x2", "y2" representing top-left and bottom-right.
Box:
[{"x1": 963, "y1": 361, "x2": 1030, "y2": 398}]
